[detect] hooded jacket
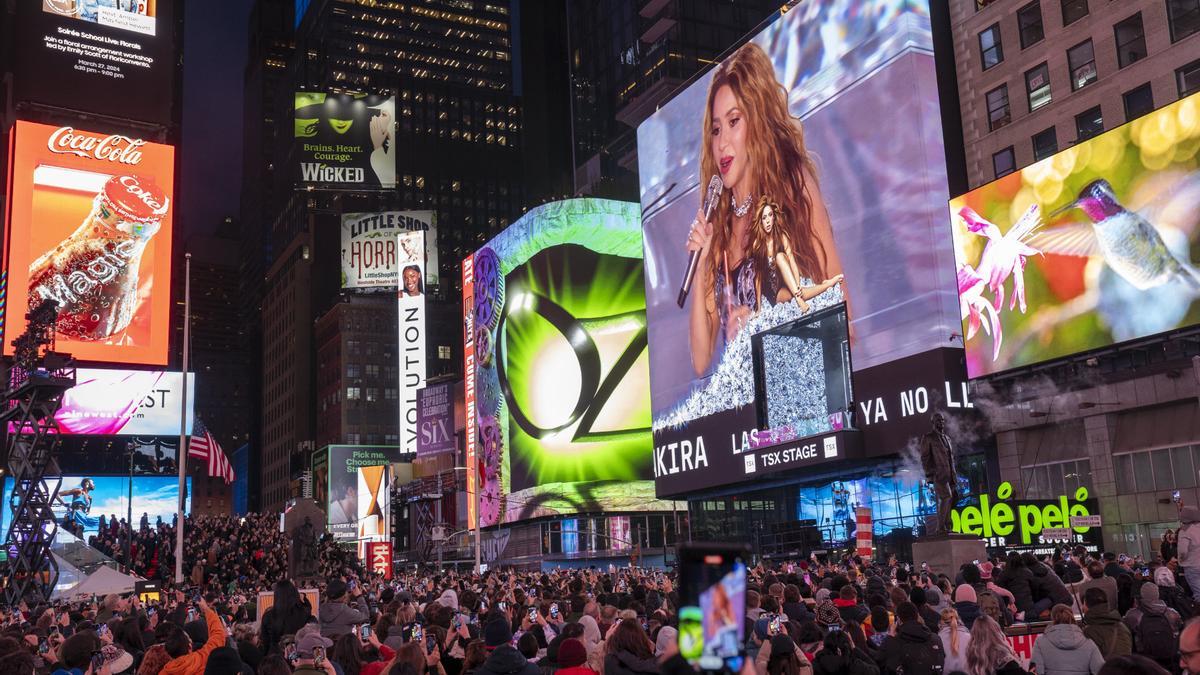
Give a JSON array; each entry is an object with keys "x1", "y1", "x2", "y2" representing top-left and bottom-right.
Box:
[
  {"x1": 833, "y1": 598, "x2": 869, "y2": 626},
  {"x1": 952, "y1": 601, "x2": 980, "y2": 630},
  {"x1": 1179, "y1": 506, "x2": 1200, "y2": 568},
  {"x1": 317, "y1": 595, "x2": 369, "y2": 638},
  {"x1": 478, "y1": 645, "x2": 542, "y2": 675},
  {"x1": 1081, "y1": 603, "x2": 1132, "y2": 658},
  {"x1": 879, "y1": 621, "x2": 944, "y2": 675},
  {"x1": 1029, "y1": 563, "x2": 1074, "y2": 607},
  {"x1": 996, "y1": 566, "x2": 1037, "y2": 615},
  {"x1": 1029, "y1": 624, "x2": 1105, "y2": 675},
  {"x1": 160, "y1": 609, "x2": 226, "y2": 675}
]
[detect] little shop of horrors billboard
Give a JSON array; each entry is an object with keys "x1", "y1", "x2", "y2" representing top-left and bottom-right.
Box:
[{"x1": 951, "y1": 482, "x2": 1103, "y2": 556}]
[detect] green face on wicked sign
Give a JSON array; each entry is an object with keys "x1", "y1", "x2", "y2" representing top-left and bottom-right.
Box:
[{"x1": 950, "y1": 482, "x2": 1096, "y2": 545}]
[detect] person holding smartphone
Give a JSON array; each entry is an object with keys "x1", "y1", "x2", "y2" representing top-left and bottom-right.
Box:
[
  {"x1": 289, "y1": 633, "x2": 337, "y2": 675},
  {"x1": 318, "y1": 579, "x2": 370, "y2": 639},
  {"x1": 157, "y1": 597, "x2": 226, "y2": 675}
]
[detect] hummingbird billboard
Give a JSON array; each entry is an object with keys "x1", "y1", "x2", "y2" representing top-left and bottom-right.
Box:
[{"x1": 952, "y1": 92, "x2": 1200, "y2": 378}]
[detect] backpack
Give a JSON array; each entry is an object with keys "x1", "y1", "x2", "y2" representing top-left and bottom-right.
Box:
[
  {"x1": 892, "y1": 634, "x2": 945, "y2": 675},
  {"x1": 1134, "y1": 610, "x2": 1177, "y2": 661},
  {"x1": 1161, "y1": 584, "x2": 1199, "y2": 621}
]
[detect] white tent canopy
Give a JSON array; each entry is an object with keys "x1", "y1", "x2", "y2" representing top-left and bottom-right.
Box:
[{"x1": 51, "y1": 563, "x2": 141, "y2": 601}]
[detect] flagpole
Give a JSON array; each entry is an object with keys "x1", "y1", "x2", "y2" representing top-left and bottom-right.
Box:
[{"x1": 175, "y1": 253, "x2": 191, "y2": 585}]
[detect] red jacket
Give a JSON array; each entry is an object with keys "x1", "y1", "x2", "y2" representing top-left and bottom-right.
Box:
[
  {"x1": 361, "y1": 644, "x2": 397, "y2": 675},
  {"x1": 556, "y1": 667, "x2": 599, "y2": 675}
]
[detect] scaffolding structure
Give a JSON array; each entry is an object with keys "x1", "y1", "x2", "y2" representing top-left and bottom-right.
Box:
[{"x1": 1, "y1": 301, "x2": 75, "y2": 604}]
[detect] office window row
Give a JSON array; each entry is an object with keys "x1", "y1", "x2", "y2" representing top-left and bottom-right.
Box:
[{"x1": 979, "y1": 2, "x2": 1197, "y2": 74}]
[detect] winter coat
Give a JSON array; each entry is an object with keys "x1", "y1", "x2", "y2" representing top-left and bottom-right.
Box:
[
  {"x1": 1076, "y1": 576, "x2": 1118, "y2": 609},
  {"x1": 1081, "y1": 604, "x2": 1132, "y2": 659},
  {"x1": 783, "y1": 601, "x2": 813, "y2": 624},
  {"x1": 556, "y1": 667, "x2": 600, "y2": 675},
  {"x1": 811, "y1": 647, "x2": 878, "y2": 675},
  {"x1": 937, "y1": 625, "x2": 971, "y2": 675},
  {"x1": 997, "y1": 567, "x2": 1037, "y2": 615},
  {"x1": 952, "y1": 601, "x2": 981, "y2": 630},
  {"x1": 1028, "y1": 624, "x2": 1105, "y2": 675},
  {"x1": 879, "y1": 621, "x2": 944, "y2": 675},
  {"x1": 318, "y1": 597, "x2": 370, "y2": 638},
  {"x1": 478, "y1": 645, "x2": 543, "y2": 675},
  {"x1": 160, "y1": 609, "x2": 226, "y2": 675},
  {"x1": 917, "y1": 605, "x2": 940, "y2": 634},
  {"x1": 260, "y1": 602, "x2": 312, "y2": 656},
  {"x1": 1029, "y1": 563, "x2": 1074, "y2": 608},
  {"x1": 1179, "y1": 507, "x2": 1200, "y2": 569},
  {"x1": 754, "y1": 636, "x2": 814, "y2": 675},
  {"x1": 833, "y1": 599, "x2": 869, "y2": 626},
  {"x1": 603, "y1": 651, "x2": 660, "y2": 675}
]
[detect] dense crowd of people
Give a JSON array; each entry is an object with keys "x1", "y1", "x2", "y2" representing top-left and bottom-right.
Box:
[{"x1": 0, "y1": 506, "x2": 1197, "y2": 674}]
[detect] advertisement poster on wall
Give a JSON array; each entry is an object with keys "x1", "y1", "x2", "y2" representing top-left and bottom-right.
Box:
[
  {"x1": 636, "y1": 0, "x2": 959, "y2": 497},
  {"x1": 416, "y1": 382, "x2": 454, "y2": 458},
  {"x1": 4, "y1": 121, "x2": 176, "y2": 365},
  {"x1": 341, "y1": 211, "x2": 438, "y2": 288},
  {"x1": 398, "y1": 230, "x2": 427, "y2": 457},
  {"x1": 295, "y1": 92, "x2": 396, "y2": 189},
  {"x1": 15, "y1": 0, "x2": 178, "y2": 125}
]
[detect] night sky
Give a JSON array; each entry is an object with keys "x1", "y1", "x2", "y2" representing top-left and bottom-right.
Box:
[{"x1": 179, "y1": 0, "x2": 254, "y2": 238}]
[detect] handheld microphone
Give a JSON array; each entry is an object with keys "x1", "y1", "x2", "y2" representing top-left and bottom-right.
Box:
[{"x1": 677, "y1": 175, "x2": 724, "y2": 308}]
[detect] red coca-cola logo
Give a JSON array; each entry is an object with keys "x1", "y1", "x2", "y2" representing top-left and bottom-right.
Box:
[
  {"x1": 103, "y1": 175, "x2": 168, "y2": 222},
  {"x1": 47, "y1": 127, "x2": 146, "y2": 165},
  {"x1": 118, "y1": 176, "x2": 167, "y2": 211}
]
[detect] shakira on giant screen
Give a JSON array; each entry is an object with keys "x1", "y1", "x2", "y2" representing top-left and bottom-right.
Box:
[{"x1": 4, "y1": 121, "x2": 175, "y2": 365}]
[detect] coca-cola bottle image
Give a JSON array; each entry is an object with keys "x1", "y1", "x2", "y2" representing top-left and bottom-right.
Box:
[{"x1": 28, "y1": 174, "x2": 169, "y2": 342}]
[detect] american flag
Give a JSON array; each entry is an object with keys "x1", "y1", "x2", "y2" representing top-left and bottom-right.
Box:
[{"x1": 188, "y1": 418, "x2": 234, "y2": 484}]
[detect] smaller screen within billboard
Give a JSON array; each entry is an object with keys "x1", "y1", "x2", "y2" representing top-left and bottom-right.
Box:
[
  {"x1": 0, "y1": 475, "x2": 191, "y2": 539},
  {"x1": 295, "y1": 93, "x2": 396, "y2": 189},
  {"x1": 53, "y1": 368, "x2": 193, "y2": 435},
  {"x1": 952, "y1": 92, "x2": 1200, "y2": 377},
  {"x1": 4, "y1": 121, "x2": 176, "y2": 365}
]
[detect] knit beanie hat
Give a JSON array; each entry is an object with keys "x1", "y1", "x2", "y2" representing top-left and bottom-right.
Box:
[
  {"x1": 484, "y1": 618, "x2": 513, "y2": 649},
  {"x1": 953, "y1": 584, "x2": 977, "y2": 604},
  {"x1": 815, "y1": 600, "x2": 842, "y2": 628},
  {"x1": 558, "y1": 638, "x2": 588, "y2": 667}
]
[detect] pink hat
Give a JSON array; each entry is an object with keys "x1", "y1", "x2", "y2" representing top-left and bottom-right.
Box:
[
  {"x1": 979, "y1": 561, "x2": 994, "y2": 580},
  {"x1": 954, "y1": 584, "x2": 977, "y2": 603}
]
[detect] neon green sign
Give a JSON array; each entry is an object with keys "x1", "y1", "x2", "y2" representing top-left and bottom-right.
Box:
[{"x1": 950, "y1": 482, "x2": 1095, "y2": 545}]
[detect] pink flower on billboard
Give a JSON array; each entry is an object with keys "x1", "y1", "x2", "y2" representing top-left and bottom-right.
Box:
[
  {"x1": 958, "y1": 204, "x2": 1043, "y2": 313},
  {"x1": 958, "y1": 263, "x2": 1002, "y2": 360}
]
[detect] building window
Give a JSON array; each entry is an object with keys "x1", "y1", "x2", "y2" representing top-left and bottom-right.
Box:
[
  {"x1": 1061, "y1": 0, "x2": 1088, "y2": 25},
  {"x1": 438, "y1": 345, "x2": 452, "y2": 359},
  {"x1": 1022, "y1": 459, "x2": 1093, "y2": 500},
  {"x1": 1115, "y1": 446, "x2": 1200, "y2": 494},
  {"x1": 1179, "y1": 58, "x2": 1200, "y2": 96},
  {"x1": 979, "y1": 24, "x2": 1004, "y2": 70},
  {"x1": 346, "y1": 387, "x2": 361, "y2": 401},
  {"x1": 1114, "y1": 13, "x2": 1147, "y2": 68},
  {"x1": 1032, "y1": 127, "x2": 1058, "y2": 161},
  {"x1": 1123, "y1": 83, "x2": 1155, "y2": 121},
  {"x1": 1075, "y1": 106, "x2": 1104, "y2": 140},
  {"x1": 366, "y1": 387, "x2": 379, "y2": 402},
  {"x1": 993, "y1": 147, "x2": 1016, "y2": 178},
  {"x1": 1018, "y1": 2, "x2": 1045, "y2": 48},
  {"x1": 385, "y1": 388, "x2": 398, "y2": 400},
  {"x1": 1068, "y1": 40, "x2": 1098, "y2": 90},
  {"x1": 1026, "y1": 62, "x2": 1052, "y2": 111},
  {"x1": 365, "y1": 364, "x2": 380, "y2": 377},
  {"x1": 986, "y1": 85, "x2": 1011, "y2": 131},
  {"x1": 1168, "y1": 0, "x2": 1200, "y2": 42},
  {"x1": 346, "y1": 364, "x2": 361, "y2": 378}
]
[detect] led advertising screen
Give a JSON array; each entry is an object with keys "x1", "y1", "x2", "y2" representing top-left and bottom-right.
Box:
[
  {"x1": 0, "y1": 475, "x2": 191, "y2": 538},
  {"x1": 49, "y1": 368, "x2": 193, "y2": 435},
  {"x1": 398, "y1": 230, "x2": 427, "y2": 457},
  {"x1": 322, "y1": 445, "x2": 403, "y2": 541},
  {"x1": 341, "y1": 211, "x2": 438, "y2": 289},
  {"x1": 416, "y1": 382, "x2": 454, "y2": 457},
  {"x1": 4, "y1": 121, "x2": 176, "y2": 365},
  {"x1": 356, "y1": 465, "x2": 391, "y2": 546},
  {"x1": 952, "y1": 93, "x2": 1200, "y2": 377},
  {"x1": 464, "y1": 199, "x2": 676, "y2": 527},
  {"x1": 295, "y1": 93, "x2": 396, "y2": 189},
  {"x1": 638, "y1": 0, "x2": 958, "y2": 496},
  {"x1": 15, "y1": 0, "x2": 177, "y2": 125}
]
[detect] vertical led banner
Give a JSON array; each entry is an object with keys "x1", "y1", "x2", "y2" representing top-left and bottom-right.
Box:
[
  {"x1": 397, "y1": 231, "x2": 426, "y2": 455},
  {"x1": 356, "y1": 464, "x2": 391, "y2": 544},
  {"x1": 367, "y1": 541, "x2": 393, "y2": 580},
  {"x1": 462, "y1": 255, "x2": 477, "y2": 530}
]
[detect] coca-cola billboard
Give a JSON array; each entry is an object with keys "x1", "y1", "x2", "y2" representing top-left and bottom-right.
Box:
[
  {"x1": 3, "y1": 120, "x2": 176, "y2": 365},
  {"x1": 15, "y1": 0, "x2": 177, "y2": 125}
]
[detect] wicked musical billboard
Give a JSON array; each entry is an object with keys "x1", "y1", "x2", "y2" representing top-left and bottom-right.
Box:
[{"x1": 295, "y1": 92, "x2": 396, "y2": 189}]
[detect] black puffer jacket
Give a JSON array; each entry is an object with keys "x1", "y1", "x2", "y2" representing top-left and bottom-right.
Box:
[
  {"x1": 997, "y1": 566, "x2": 1037, "y2": 614},
  {"x1": 879, "y1": 621, "x2": 944, "y2": 675},
  {"x1": 477, "y1": 645, "x2": 542, "y2": 675},
  {"x1": 1029, "y1": 562, "x2": 1073, "y2": 608},
  {"x1": 604, "y1": 651, "x2": 661, "y2": 675}
]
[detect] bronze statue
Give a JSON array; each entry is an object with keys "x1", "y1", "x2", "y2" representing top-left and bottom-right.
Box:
[
  {"x1": 289, "y1": 516, "x2": 320, "y2": 581},
  {"x1": 919, "y1": 412, "x2": 960, "y2": 536}
]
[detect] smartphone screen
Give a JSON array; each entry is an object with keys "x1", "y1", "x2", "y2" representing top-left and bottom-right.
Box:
[
  {"x1": 678, "y1": 544, "x2": 749, "y2": 673},
  {"x1": 361, "y1": 624, "x2": 371, "y2": 641},
  {"x1": 92, "y1": 652, "x2": 106, "y2": 673},
  {"x1": 527, "y1": 606, "x2": 538, "y2": 622},
  {"x1": 426, "y1": 634, "x2": 437, "y2": 654}
]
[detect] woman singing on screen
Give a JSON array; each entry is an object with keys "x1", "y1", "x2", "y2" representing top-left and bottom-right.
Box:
[{"x1": 684, "y1": 42, "x2": 844, "y2": 377}]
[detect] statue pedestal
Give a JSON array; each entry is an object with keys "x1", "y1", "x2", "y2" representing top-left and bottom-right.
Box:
[{"x1": 912, "y1": 534, "x2": 987, "y2": 578}]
